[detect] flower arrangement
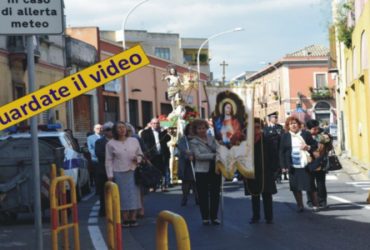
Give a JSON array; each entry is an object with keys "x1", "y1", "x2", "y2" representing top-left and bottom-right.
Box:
[
  {"x1": 158, "y1": 114, "x2": 168, "y2": 121},
  {"x1": 183, "y1": 111, "x2": 199, "y2": 122}
]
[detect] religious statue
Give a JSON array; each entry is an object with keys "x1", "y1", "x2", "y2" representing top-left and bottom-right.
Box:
[{"x1": 163, "y1": 66, "x2": 183, "y2": 111}]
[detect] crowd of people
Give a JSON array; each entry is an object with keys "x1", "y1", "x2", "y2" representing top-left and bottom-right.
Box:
[{"x1": 73, "y1": 111, "x2": 334, "y2": 228}]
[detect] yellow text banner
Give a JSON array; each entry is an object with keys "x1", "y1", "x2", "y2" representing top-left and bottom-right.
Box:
[{"x1": 0, "y1": 45, "x2": 150, "y2": 131}]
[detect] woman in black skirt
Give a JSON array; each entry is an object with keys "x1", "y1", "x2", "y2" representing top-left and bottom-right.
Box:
[{"x1": 279, "y1": 116, "x2": 318, "y2": 212}]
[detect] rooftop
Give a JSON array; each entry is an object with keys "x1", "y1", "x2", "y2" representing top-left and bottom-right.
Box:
[{"x1": 286, "y1": 44, "x2": 329, "y2": 57}]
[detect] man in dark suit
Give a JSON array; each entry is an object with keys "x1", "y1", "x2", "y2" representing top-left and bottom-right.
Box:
[
  {"x1": 245, "y1": 118, "x2": 278, "y2": 224},
  {"x1": 263, "y1": 112, "x2": 284, "y2": 182},
  {"x1": 140, "y1": 118, "x2": 171, "y2": 192},
  {"x1": 94, "y1": 122, "x2": 113, "y2": 217}
]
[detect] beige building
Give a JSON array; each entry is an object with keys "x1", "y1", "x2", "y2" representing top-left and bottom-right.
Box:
[
  {"x1": 0, "y1": 35, "x2": 67, "y2": 129},
  {"x1": 101, "y1": 30, "x2": 211, "y2": 76}
]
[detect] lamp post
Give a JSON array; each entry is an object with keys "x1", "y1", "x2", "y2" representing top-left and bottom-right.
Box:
[
  {"x1": 121, "y1": 0, "x2": 149, "y2": 122},
  {"x1": 197, "y1": 27, "x2": 243, "y2": 118}
]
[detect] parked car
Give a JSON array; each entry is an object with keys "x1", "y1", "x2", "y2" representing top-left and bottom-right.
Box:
[{"x1": 0, "y1": 128, "x2": 90, "y2": 223}]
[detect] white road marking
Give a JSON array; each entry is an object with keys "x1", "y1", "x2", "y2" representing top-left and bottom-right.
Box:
[
  {"x1": 326, "y1": 175, "x2": 338, "y2": 181},
  {"x1": 345, "y1": 181, "x2": 370, "y2": 185},
  {"x1": 82, "y1": 191, "x2": 96, "y2": 202},
  {"x1": 90, "y1": 211, "x2": 99, "y2": 216},
  {"x1": 88, "y1": 217, "x2": 98, "y2": 224},
  {"x1": 88, "y1": 226, "x2": 108, "y2": 250},
  {"x1": 328, "y1": 195, "x2": 370, "y2": 210},
  {"x1": 88, "y1": 201, "x2": 107, "y2": 250},
  {"x1": 345, "y1": 181, "x2": 370, "y2": 191}
]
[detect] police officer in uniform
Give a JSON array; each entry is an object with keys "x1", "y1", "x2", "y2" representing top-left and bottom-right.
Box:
[{"x1": 263, "y1": 112, "x2": 285, "y2": 183}]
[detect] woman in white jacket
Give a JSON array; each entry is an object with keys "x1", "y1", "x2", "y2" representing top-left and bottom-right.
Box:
[{"x1": 190, "y1": 119, "x2": 221, "y2": 225}]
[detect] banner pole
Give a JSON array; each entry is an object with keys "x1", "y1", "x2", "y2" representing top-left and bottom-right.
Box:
[{"x1": 220, "y1": 176, "x2": 224, "y2": 225}]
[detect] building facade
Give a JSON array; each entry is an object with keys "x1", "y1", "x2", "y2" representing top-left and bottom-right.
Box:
[
  {"x1": 67, "y1": 27, "x2": 209, "y2": 129},
  {"x1": 331, "y1": 0, "x2": 370, "y2": 175},
  {"x1": 65, "y1": 36, "x2": 98, "y2": 142},
  {"x1": 246, "y1": 45, "x2": 336, "y2": 125},
  {"x1": 100, "y1": 30, "x2": 211, "y2": 76},
  {"x1": 0, "y1": 35, "x2": 67, "y2": 129}
]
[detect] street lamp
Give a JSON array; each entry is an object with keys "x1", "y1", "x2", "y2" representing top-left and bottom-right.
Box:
[
  {"x1": 121, "y1": 0, "x2": 149, "y2": 122},
  {"x1": 197, "y1": 27, "x2": 244, "y2": 118}
]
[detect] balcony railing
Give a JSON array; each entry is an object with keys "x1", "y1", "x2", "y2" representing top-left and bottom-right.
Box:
[
  {"x1": 309, "y1": 87, "x2": 334, "y2": 100},
  {"x1": 7, "y1": 36, "x2": 41, "y2": 60}
]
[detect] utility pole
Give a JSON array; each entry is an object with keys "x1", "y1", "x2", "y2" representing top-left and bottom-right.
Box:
[{"x1": 220, "y1": 60, "x2": 228, "y2": 86}]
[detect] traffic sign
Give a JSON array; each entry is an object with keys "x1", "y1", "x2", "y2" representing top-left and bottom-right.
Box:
[{"x1": 0, "y1": 0, "x2": 64, "y2": 35}]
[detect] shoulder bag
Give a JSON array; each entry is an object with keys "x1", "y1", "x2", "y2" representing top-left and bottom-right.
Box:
[
  {"x1": 134, "y1": 159, "x2": 162, "y2": 188},
  {"x1": 323, "y1": 150, "x2": 343, "y2": 172}
]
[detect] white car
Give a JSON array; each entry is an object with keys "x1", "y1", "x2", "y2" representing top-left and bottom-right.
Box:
[{"x1": 0, "y1": 130, "x2": 90, "y2": 199}]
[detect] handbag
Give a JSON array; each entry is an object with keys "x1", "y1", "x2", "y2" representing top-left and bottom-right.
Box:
[
  {"x1": 302, "y1": 150, "x2": 312, "y2": 164},
  {"x1": 323, "y1": 150, "x2": 342, "y2": 171},
  {"x1": 295, "y1": 133, "x2": 312, "y2": 165},
  {"x1": 134, "y1": 160, "x2": 162, "y2": 188}
]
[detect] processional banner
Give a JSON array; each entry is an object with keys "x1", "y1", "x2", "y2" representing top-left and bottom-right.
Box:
[{"x1": 206, "y1": 86, "x2": 255, "y2": 179}]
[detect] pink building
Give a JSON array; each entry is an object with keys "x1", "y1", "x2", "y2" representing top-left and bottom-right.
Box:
[
  {"x1": 246, "y1": 45, "x2": 336, "y2": 125},
  {"x1": 66, "y1": 27, "x2": 208, "y2": 129}
]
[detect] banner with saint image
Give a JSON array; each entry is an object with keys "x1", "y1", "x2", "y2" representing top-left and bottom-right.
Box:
[{"x1": 207, "y1": 86, "x2": 255, "y2": 179}]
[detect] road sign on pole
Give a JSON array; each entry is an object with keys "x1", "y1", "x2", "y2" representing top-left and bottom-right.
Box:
[
  {"x1": 1, "y1": 1, "x2": 64, "y2": 249},
  {"x1": 0, "y1": 0, "x2": 64, "y2": 35}
]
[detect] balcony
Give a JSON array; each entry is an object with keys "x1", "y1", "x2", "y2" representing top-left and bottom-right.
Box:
[
  {"x1": 7, "y1": 36, "x2": 41, "y2": 68},
  {"x1": 183, "y1": 49, "x2": 209, "y2": 65},
  {"x1": 309, "y1": 87, "x2": 334, "y2": 100}
]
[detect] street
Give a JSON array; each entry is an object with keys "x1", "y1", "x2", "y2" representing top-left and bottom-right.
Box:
[
  {"x1": 0, "y1": 1, "x2": 369, "y2": 250},
  {"x1": 1, "y1": 169, "x2": 370, "y2": 250}
]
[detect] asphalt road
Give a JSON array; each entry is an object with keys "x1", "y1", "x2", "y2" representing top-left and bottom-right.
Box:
[{"x1": 1, "y1": 170, "x2": 370, "y2": 250}]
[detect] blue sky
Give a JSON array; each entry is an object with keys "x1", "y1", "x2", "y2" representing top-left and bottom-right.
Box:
[{"x1": 63, "y1": 0, "x2": 332, "y2": 80}]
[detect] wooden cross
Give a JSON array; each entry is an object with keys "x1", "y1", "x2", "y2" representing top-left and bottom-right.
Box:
[{"x1": 220, "y1": 60, "x2": 228, "y2": 85}]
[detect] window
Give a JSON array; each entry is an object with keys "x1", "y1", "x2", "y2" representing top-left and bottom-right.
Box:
[
  {"x1": 314, "y1": 73, "x2": 327, "y2": 89},
  {"x1": 14, "y1": 84, "x2": 25, "y2": 99},
  {"x1": 184, "y1": 95, "x2": 193, "y2": 104},
  {"x1": 314, "y1": 101, "x2": 331, "y2": 125},
  {"x1": 141, "y1": 101, "x2": 153, "y2": 127},
  {"x1": 40, "y1": 137, "x2": 63, "y2": 147},
  {"x1": 104, "y1": 96, "x2": 119, "y2": 122},
  {"x1": 315, "y1": 101, "x2": 330, "y2": 110},
  {"x1": 160, "y1": 103, "x2": 172, "y2": 116},
  {"x1": 183, "y1": 54, "x2": 192, "y2": 64},
  {"x1": 129, "y1": 99, "x2": 139, "y2": 127},
  {"x1": 360, "y1": 31, "x2": 368, "y2": 71},
  {"x1": 346, "y1": 58, "x2": 350, "y2": 86},
  {"x1": 39, "y1": 85, "x2": 54, "y2": 124},
  {"x1": 104, "y1": 78, "x2": 121, "y2": 92},
  {"x1": 155, "y1": 48, "x2": 170, "y2": 60},
  {"x1": 353, "y1": 46, "x2": 358, "y2": 79},
  {"x1": 201, "y1": 108, "x2": 205, "y2": 119}
]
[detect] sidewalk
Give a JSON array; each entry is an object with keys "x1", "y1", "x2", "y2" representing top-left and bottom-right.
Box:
[{"x1": 339, "y1": 155, "x2": 369, "y2": 181}]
